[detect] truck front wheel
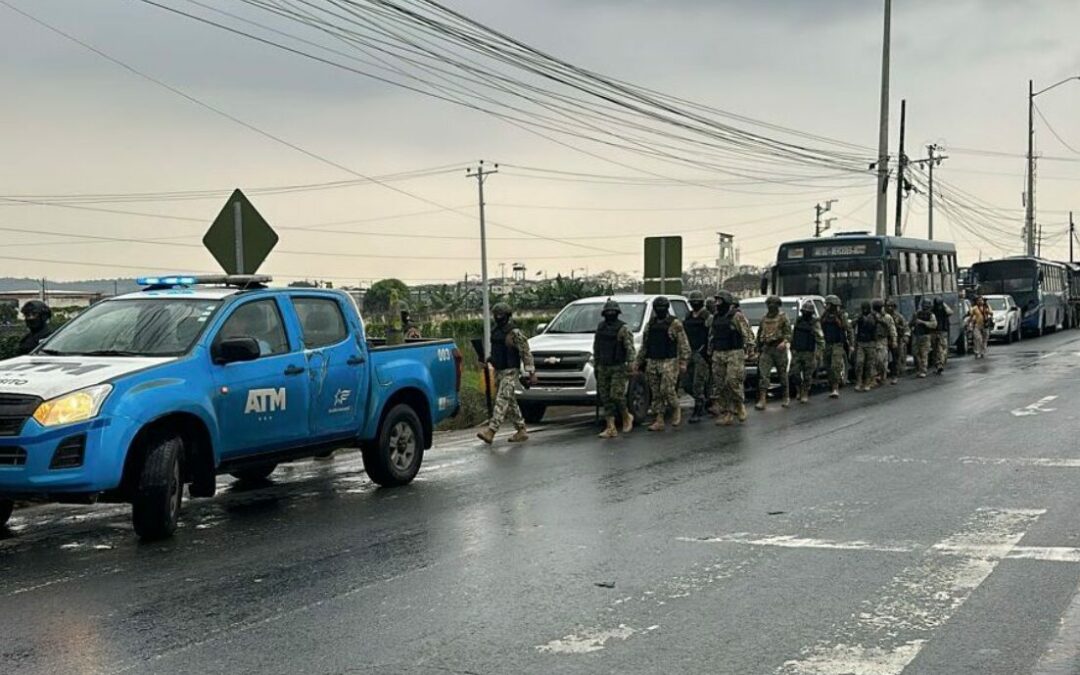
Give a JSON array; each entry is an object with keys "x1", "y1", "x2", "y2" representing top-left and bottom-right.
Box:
[
  {"x1": 0, "y1": 499, "x2": 13, "y2": 528},
  {"x1": 519, "y1": 402, "x2": 546, "y2": 424},
  {"x1": 363, "y1": 404, "x2": 424, "y2": 487},
  {"x1": 131, "y1": 434, "x2": 184, "y2": 541}
]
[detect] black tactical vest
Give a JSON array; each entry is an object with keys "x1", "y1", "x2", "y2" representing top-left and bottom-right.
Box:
[
  {"x1": 792, "y1": 316, "x2": 817, "y2": 352},
  {"x1": 684, "y1": 312, "x2": 709, "y2": 353},
  {"x1": 490, "y1": 323, "x2": 521, "y2": 370},
  {"x1": 644, "y1": 317, "x2": 677, "y2": 359},
  {"x1": 855, "y1": 315, "x2": 877, "y2": 343},
  {"x1": 593, "y1": 320, "x2": 628, "y2": 366},
  {"x1": 822, "y1": 312, "x2": 846, "y2": 345},
  {"x1": 913, "y1": 311, "x2": 935, "y2": 337},
  {"x1": 710, "y1": 312, "x2": 744, "y2": 351},
  {"x1": 933, "y1": 307, "x2": 949, "y2": 336}
]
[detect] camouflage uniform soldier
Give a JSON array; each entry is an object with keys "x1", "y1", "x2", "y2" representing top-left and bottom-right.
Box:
[
  {"x1": 930, "y1": 298, "x2": 953, "y2": 374},
  {"x1": 885, "y1": 298, "x2": 908, "y2": 384},
  {"x1": 871, "y1": 299, "x2": 896, "y2": 388},
  {"x1": 708, "y1": 291, "x2": 754, "y2": 426},
  {"x1": 703, "y1": 296, "x2": 718, "y2": 415},
  {"x1": 790, "y1": 300, "x2": 825, "y2": 404},
  {"x1": 593, "y1": 299, "x2": 637, "y2": 439},
  {"x1": 820, "y1": 295, "x2": 852, "y2": 398},
  {"x1": 634, "y1": 296, "x2": 691, "y2": 431},
  {"x1": 910, "y1": 299, "x2": 938, "y2": 378},
  {"x1": 852, "y1": 301, "x2": 879, "y2": 392},
  {"x1": 683, "y1": 290, "x2": 713, "y2": 423},
  {"x1": 755, "y1": 295, "x2": 793, "y2": 410},
  {"x1": 477, "y1": 303, "x2": 536, "y2": 445}
]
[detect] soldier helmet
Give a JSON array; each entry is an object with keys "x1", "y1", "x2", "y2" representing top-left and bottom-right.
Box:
[
  {"x1": 824, "y1": 294, "x2": 841, "y2": 307},
  {"x1": 884, "y1": 297, "x2": 897, "y2": 308},
  {"x1": 21, "y1": 300, "x2": 50, "y2": 320},
  {"x1": 715, "y1": 290, "x2": 734, "y2": 305},
  {"x1": 800, "y1": 300, "x2": 816, "y2": 313},
  {"x1": 602, "y1": 298, "x2": 621, "y2": 314},
  {"x1": 705, "y1": 297, "x2": 717, "y2": 312},
  {"x1": 652, "y1": 296, "x2": 670, "y2": 310},
  {"x1": 921, "y1": 298, "x2": 933, "y2": 310},
  {"x1": 871, "y1": 299, "x2": 885, "y2": 311},
  {"x1": 861, "y1": 301, "x2": 873, "y2": 313},
  {"x1": 688, "y1": 290, "x2": 705, "y2": 303},
  {"x1": 765, "y1": 295, "x2": 782, "y2": 308},
  {"x1": 491, "y1": 302, "x2": 513, "y2": 319}
]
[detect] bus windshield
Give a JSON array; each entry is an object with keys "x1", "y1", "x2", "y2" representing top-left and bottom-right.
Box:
[
  {"x1": 776, "y1": 259, "x2": 883, "y2": 309},
  {"x1": 973, "y1": 260, "x2": 1037, "y2": 295}
]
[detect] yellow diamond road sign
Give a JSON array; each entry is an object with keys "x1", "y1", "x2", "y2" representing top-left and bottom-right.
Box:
[{"x1": 203, "y1": 189, "x2": 278, "y2": 275}]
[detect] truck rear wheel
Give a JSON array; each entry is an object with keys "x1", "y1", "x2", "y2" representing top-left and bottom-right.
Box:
[
  {"x1": 363, "y1": 404, "x2": 424, "y2": 487},
  {"x1": 0, "y1": 499, "x2": 12, "y2": 528},
  {"x1": 230, "y1": 464, "x2": 277, "y2": 483},
  {"x1": 131, "y1": 434, "x2": 184, "y2": 541},
  {"x1": 520, "y1": 402, "x2": 546, "y2": 424}
]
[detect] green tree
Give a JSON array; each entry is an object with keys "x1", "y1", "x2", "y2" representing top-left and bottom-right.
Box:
[
  {"x1": 0, "y1": 302, "x2": 16, "y2": 325},
  {"x1": 364, "y1": 278, "x2": 410, "y2": 313}
]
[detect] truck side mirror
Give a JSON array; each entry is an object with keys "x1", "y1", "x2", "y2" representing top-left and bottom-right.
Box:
[
  {"x1": 213, "y1": 337, "x2": 261, "y2": 364},
  {"x1": 536, "y1": 323, "x2": 547, "y2": 333}
]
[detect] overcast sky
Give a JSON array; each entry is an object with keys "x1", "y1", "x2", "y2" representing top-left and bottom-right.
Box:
[{"x1": 0, "y1": 0, "x2": 1077, "y2": 285}]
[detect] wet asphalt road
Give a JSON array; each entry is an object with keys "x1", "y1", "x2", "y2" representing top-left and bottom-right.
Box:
[{"x1": 4, "y1": 331, "x2": 1080, "y2": 675}]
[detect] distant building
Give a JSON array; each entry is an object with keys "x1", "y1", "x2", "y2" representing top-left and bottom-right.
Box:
[{"x1": 0, "y1": 290, "x2": 104, "y2": 309}]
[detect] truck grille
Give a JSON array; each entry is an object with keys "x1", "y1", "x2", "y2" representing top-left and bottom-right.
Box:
[
  {"x1": 534, "y1": 352, "x2": 590, "y2": 372},
  {"x1": 0, "y1": 394, "x2": 42, "y2": 437},
  {"x1": 534, "y1": 376, "x2": 588, "y2": 388},
  {"x1": 0, "y1": 446, "x2": 27, "y2": 467}
]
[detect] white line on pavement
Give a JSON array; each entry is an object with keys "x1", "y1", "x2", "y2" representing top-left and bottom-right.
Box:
[
  {"x1": 677, "y1": 534, "x2": 915, "y2": 554},
  {"x1": 1012, "y1": 395, "x2": 1059, "y2": 416},
  {"x1": 853, "y1": 454, "x2": 1080, "y2": 469},
  {"x1": 777, "y1": 507, "x2": 1043, "y2": 675}
]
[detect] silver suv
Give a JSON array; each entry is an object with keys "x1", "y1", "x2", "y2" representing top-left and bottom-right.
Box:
[{"x1": 516, "y1": 294, "x2": 689, "y2": 423}]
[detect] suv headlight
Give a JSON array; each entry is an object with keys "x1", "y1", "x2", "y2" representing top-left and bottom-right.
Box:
[{"x1": 33, "y1": 384, "x2": 113, "y2": 427}]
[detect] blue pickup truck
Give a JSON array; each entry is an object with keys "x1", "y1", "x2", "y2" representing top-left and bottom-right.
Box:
[{"x1": 0, "y1": 275, "x2": 462, "y2": 539}]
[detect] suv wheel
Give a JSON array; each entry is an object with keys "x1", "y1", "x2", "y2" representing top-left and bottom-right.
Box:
[
  {"x1": 520, "y1": 402, "x2": 546, "y2": 424},
  {"x1": 131, "y1": 434, "x2": 184, "y2": 541},
  {"x1": 363, "y1": 404, "x2": 424, "y2": 487},
  {"x1": 0, "y1": 499, "x2": 13, "y2": 528}
]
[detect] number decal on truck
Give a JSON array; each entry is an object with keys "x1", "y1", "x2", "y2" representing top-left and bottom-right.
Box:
[{"x1": 437, "y1": 348, "x2": 453, "y2": 362}]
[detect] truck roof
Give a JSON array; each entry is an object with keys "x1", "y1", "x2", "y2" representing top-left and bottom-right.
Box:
[{"x1": 114, "y1": 287, "x2": 243, "y2": 301}]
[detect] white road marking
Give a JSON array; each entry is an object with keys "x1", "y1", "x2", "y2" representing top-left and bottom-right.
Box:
[
  {"x1": 1040, "y1": 352, "x2": 1058, "y2": 360},
  {"x1": 1012, "y1": 395, "x2": 1058, "y2": 416},
  {"x1": 677, "y1": 534, "x2": 915, "y2": 554},
  {"x1": 854, "y1": 454, "x2": 1080, "y2": 469},
  {"x1": 536, "y1": 625, "x2": 636, "y2": 654},
  {"x1": 778, "y1": 507, "x2": 1043, "y2": 675}
]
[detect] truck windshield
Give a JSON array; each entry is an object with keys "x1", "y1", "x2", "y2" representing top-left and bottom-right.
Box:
[
  {"x1": 545, "y1": 301, "x2": 648, "y2": 333},
  {"x1": 41, "y1": 298, "x2": 223, "y2": 357}
]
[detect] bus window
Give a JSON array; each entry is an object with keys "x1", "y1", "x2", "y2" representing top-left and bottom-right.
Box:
[{"x1": 898, "y1": 253, "x2": 911, "y2": 295}]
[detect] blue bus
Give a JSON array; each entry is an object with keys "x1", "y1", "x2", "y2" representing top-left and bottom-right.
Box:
[
  {"x1": 769, "y1": 232, "x2": 966, "y2": 351},
  {"x1": 971, "y1": 257, "x2": 1067, "y2": 336}
]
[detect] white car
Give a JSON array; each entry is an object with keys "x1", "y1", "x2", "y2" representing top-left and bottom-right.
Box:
[
  {"x1": 983, "y1": 294, "x2": 1022, "y2": 343},
  {"x1": 516, "y1": 294, "x2": 690, "y2": 423},
  {"x1": 739, "y1": 295, "x2": 827, "y2": 389}
]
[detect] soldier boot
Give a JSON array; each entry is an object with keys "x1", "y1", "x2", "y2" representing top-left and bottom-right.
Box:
[
  {"x1": 648, "y1": 415, "x2": 666, "y2": 432},
  {"x1": 737, "y1": 402, "x2": 748, "y2": 422},
  {"x1": 717, "y1": 412, "x2": 734, "y2": 427},
  {"x1": 670, "y1": 405, "x2": 682, "y2": 427},
  {"x1": 621, "y1": 411, "x2": 634, "y2": 433},
  {"x1": 689, "y1": 399, "x2": 704, "y2": 424},
  {"x1": 598, "y1": 417, "x2": 618, "y2": 439},
  {"x1": 507, "y1": 429, "x2": 529, "y2": 443},
  {"x1": 476, "y1": 428, "x2": 495, "y2": 445},
  {"x1": 755, "y1": 391, "x2": 767, "y2": 411}
]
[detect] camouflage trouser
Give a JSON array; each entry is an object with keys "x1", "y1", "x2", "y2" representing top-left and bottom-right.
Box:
[
  {"x1": 687, "y1": 352, "x2": 710, "y2": 400},
  {"x1": 486, "y1": 369, "x2": 525, "y2": 433},
  {"x1": 930, "y1": 333, "x2": 949, "y2": 370},
  {"x1": 890, "y1": 341, "x2": 908, "y2": 378},
  {"x1": 854, "y1": 342, "x2": 878, "y2": 387},
  {"x1": 596, "y1": 364, "x2": 630, "y2": 419},
  {"x1": 790, "y1": 350, "x2": 817, "y2": 393},
  {"x1": 757, "y1": 345, "x2": 788, "y2": 389},
  {"x1": 824, "y1": 343, "x2": 847, "y2": 389},
  {"x1": 973, "y1": 327, "x2": 989, "y2": 357},
  {"x1": 645, "y1": 358, "x2": 680, "y2": 416},
  {"x1": 875, "y1": 339, "x2": 889, "y2": 382},
  {"x1": 710, "y1": 350, "x2": 746, "y2": 415},
  {"x1": 913, "y1": 336, "x2": 932, "y2": 375}
]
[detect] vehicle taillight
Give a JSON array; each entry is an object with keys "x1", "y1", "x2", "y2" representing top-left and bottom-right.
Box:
[{"x1": 452, "y1": 347, "x2": 463, "y2": 392}]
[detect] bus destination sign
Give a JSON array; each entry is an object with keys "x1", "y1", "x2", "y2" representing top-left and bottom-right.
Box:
[{"x1": 781, "y1": 240, "x2": 881, "y2": 261}]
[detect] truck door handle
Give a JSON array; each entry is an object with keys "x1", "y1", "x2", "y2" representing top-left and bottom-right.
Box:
[
  {"x1": 347, "y1": 355, "x2": 366, "y2": 366},
  {"x1": 283, "y1": 365, "x2": 306, "y2": 376}
]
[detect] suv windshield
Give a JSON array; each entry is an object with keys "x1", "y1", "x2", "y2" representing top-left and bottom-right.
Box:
[
  {"x1": 986, "y1": 297, "x2": 1009, "y2": 311},
  {"x1": 545, "y1": 301, "x2": 648, "y2": 333},
  {"x1": 42, "y1": 298, "x2": 222, "y2": 357}
]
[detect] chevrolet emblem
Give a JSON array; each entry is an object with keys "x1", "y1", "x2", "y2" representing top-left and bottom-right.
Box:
[{"x1": 544, "y1": 356, "x2": 562, "y2": 365}]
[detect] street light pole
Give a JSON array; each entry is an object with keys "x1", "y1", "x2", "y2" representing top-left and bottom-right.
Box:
[
  {"x1": 874, "y1": 0, "x2": 892, "y2": 236},
  {"x1": 1026, "y1": 76, "x2": 1080, "y2": 256}
]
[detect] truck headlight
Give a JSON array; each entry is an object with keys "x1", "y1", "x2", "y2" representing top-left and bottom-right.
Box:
[{"x1": 33, "y1": 385, "x2": 112, "y2": 427}]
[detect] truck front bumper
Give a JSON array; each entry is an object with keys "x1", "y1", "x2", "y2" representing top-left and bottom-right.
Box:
[
  {"x1": 516, "y1": 365, "x2": 597, "y2": 407},
  {"x1": 0, "y1": 417, "x2": 122, "y2": 498}
]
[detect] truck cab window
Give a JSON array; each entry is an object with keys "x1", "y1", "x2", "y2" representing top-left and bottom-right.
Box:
[
  {"x1": 292, "y1": 297, "x2": 349, "y2": 349},
  {"x1": 216, "y1": 300, "x2": 289, "y2": 357}
]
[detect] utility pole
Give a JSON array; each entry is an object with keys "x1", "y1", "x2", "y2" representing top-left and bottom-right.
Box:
[
  {"x1": 910, "y1": 144, "x2": 947, "y2": 240},
  {"x1": 1037, "y1": 223, "x2": 1043, "y2": 257},
  {"x1": 894, "y1": 99, "x2": 907, "y2": 237},
  {"x1": 466, "y1": 161, "x2": 498, "y2": 361},
  {"x1": 814, "y1": 199, "x2": 838, "y2": 237},
  {"x1": 1026, "y1": 79, "x2": 1037, "y2": 256},
  {"x1": 1071, "y1": 211, "x2": 1075, "y2": 264},
  {"x1": 874, "y1": 0, "x2": 892, "y2": 236}
]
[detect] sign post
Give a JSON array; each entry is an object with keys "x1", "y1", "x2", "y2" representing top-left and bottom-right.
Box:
[
  {"x1": 643, "y1": 236, "x2": 683, "y2": 295},
  {"x1": 204, "y1": 189, "x2": 278, "y2": 275}
]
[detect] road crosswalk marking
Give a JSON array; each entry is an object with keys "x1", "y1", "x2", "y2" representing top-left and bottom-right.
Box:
[{"x1": 1012, "y1": 395, "x2": 1058, "y2": 416}]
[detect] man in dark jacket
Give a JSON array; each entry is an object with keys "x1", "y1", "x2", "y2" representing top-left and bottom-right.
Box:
[{"x1": 17, "y1": 301, "x2": 53, "y2": 356}]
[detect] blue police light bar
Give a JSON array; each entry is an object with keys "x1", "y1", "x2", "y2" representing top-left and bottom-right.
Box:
[
  {"x1": 136, "y1": 276, "x2": 198, "y2": 286},
  {"x1": 137, "y1": 274, "x2": 272, "y2": 288}
]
